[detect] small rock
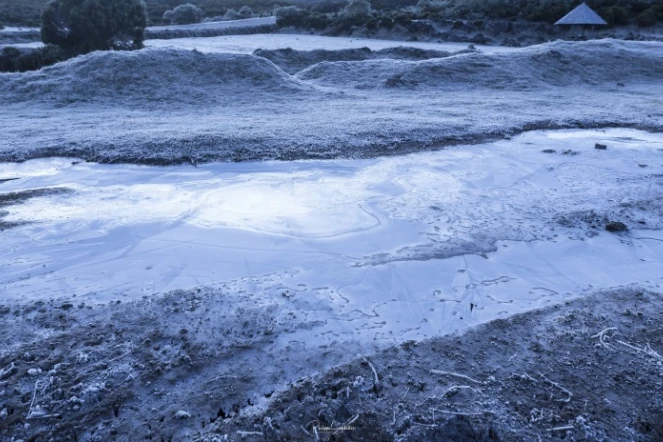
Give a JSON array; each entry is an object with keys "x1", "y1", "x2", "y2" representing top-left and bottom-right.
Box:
[
  {"x1": 605, "y1": 221, "x2": 628, "y2": 232},
  {"x1": 541, "y1": 149, "x2": 556, "y2": 154},
  {"x1": 595, "y1": 143, "x2": 607, "y2": 150},
  {"x1": 27, "y1": 368, "x2": 42, "y2": 376},
  {"x1": 175, "y1": 410, "x2": 191, "y2": 419}
]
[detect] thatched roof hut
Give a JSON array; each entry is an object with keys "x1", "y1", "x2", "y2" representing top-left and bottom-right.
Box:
[{"x1": 555, "y1": 3, "x2": 607, "y2": 26}]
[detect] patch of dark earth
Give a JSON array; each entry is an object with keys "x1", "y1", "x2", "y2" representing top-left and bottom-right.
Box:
[
  {"x1": 0, "y1": 121, "x2": 661, "y2": 166},
  {"x1": 206, "y1": 288, "x2": 663, "y2": 442},
  {"x1": 0, "y1": 286, "x2": 358, "y2": 442},
  {"x1": 0, "y1": 286, "x2": 661, "y2": 441},
  {"x1": 0, "y1": 186, "x2": 73, "y2": 231}
]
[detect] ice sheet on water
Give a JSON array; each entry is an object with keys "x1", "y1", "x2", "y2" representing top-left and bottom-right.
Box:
[{"x1": 1, "y1": 129, "x2": 662, "y2": 347}]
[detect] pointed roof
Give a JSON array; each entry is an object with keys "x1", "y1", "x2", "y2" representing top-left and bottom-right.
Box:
[{"x1": 555, "y1": 3, "x2": 607, "y2": 26}]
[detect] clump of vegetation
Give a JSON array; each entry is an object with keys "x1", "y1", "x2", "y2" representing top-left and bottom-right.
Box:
[
  {"x1": 163, "y1": 3, "x2": 205, "y2": 25},
  {"x1": 271, "y1": 0, "x2": 663, "y2": 34},
  {"x1": 339, "y1": 0, "x2": 372, "y2": 22},
  {"x1": 41, "y1": 0, "x2": 148, "y2": 53},
  {"x1": 222, "y1": 9, "x2": 240, "y2": 20},
  {"x1": 238, "y1": 5, "x2": 254, "y2": 18},
  {"x1": 0, "y1": 45, "x2": 67, "y2": 72},
  {"x1": 218, "y1": 6, "x2": 253, "y2": 20},
  {"x1": 275, "y1": 5, "x2": 309, "y2": 27},
  {"x1": 1, "y1": 0, "x2": 147, "y2": 73}
]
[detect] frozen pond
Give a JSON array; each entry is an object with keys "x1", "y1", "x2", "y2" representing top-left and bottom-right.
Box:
[{"x1": 1, "y1": 128, "x2": 663, "y2": 346}]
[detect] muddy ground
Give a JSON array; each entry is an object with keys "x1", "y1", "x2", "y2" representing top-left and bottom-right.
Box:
[
  {"x1": 202, "y1": 288, "x2": 663, "y2": 442},
  {"x1": 0, "y1": 286, "x2": 661, "y2": 441}
]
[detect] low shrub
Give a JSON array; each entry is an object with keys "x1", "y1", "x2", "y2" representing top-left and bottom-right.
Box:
[
  {"x1": 223, "y1": 9, "x2": 240, "y2": 20},
  {"x1": 636, "y1": 6, "x2": 659, "y2": 26},
  {"x1": 378, "y1": 15, "x2": 394, "y2": 28},
  {"x1": 275, "y1": 6, "x2": 308, "y2": 27},
  {"x1": 41, "y1": 0, "x2": 148, "y2": 53},
  {"x1": 311, "y1": 1, "x2": 344, "y2": 14},
  {"x1": 338, "y1": 0, "x2": 372, "y2": 25},
  {"x1": 163, "y1": 3, "x2": 205, "y2": 25},
  {"x1": 238, "y1": 5, "x2": 254, "y2": 18},
  {"x1": 0, "y1": 45, "x2": 68, "y2": 72},
  {"x1": 307, "y1": 12, "x2": 331, "y2": 29}
]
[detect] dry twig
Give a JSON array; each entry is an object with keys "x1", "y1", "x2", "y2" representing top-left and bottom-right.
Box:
[
  {"x1": 430, "y1": 370, "x2": 482, "y2": 384},
  {"x1": 591, "y1": 327, "x2": 617, "y2": 349},
  {"x1": 360, "y1": 355, "x2": 379, "y2": 388}
]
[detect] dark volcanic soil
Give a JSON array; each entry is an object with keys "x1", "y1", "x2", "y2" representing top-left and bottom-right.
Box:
[{"x1": 0, "y1": 287, "x2": 661, "y2": 441}]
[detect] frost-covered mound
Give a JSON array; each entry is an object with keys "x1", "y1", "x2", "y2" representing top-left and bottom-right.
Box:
[
  {"x1": 297, "y1": 39, "x2": 663, "y2": 89},
  {"x1": 0, "y1": 48, "x2": 309, "y2": 104},
  {"x1": 253, "y1": 46, "x2": 474, "y2": 74}
]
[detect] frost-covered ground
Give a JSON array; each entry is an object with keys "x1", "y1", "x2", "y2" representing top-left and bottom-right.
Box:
[
  {"x1": 144, "y1": 33, "x2": 513, "y2": 54},
  {"x1": 1, "y1": 39, "x2": 662, "y2": 164},
  {"x1": 1, "y1": 35, "x2": 663, "y2": 441}
]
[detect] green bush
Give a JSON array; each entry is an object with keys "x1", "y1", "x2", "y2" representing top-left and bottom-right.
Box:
[
  {"x1": 338, "y1": 0, "x2": 372, "y2": 25},
  {"x1": 223, "y1": 8, "x2": 240, "y2": 20},
  {"x1": 311, "y1": 1, "x2": 344, "y2": 14},
  {"x1": 393, "y1": 11, "x2": 414, "y2": 27},
  {"x1": 416, "y1": 0, "x2": 451, "y2": 15},
  {"x1": 275, "y1": 6, "x2": 308, "y2": 27},
  {"x1": 637, "y1": 6, "x2": 659, "y2": 26},
  {"x1": 378, "y1": 15, "x2": 394, "y2": 28},
  {"x1": 163, "y1": 3, "x2": 205, "y2": 24},
  {"x1": 306, "y1": 12, "x2": 330, "y2": 29},
  {"x1": 0, "y1": 47, "x2": 21, "y2": 72},
  {"x1": 600, "y1": 5, "x2": 630, "y2": 25},
  {"x1": 0, "y1": 45, "x2": 68, "y2": 72},
  {"x1": 238, "y1": 5, "x2": 254, "y2": 18},
  {"x1": 41, "y1": 0, "x2": 147, "y2": 53}
]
